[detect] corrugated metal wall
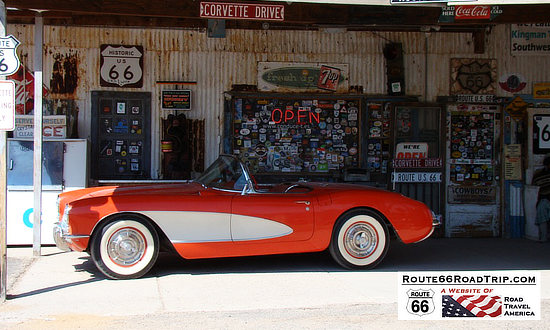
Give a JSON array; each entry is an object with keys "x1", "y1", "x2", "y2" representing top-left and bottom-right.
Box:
[{"x1": 7, "y1": 24, "x2": 549, "y2": 177}]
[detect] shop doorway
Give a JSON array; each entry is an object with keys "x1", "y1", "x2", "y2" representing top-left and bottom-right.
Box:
[
  {"x1": 390, "y1": 104, "x2": 445, "y2": 219},
  {"x1": 445, "y1": 104, "x2": 502, "y2": 237},
  {"x1": 90, "y1": 91, "x2": 151, "y2": 181}
]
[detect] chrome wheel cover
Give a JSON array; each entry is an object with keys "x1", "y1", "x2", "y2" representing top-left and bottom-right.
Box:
[
  {"x1": 343, "y1": 222, "x2": 377, "y2": 258},
  {"x1": 107, "y1": 228, "x2": 146, "y2": 266}
]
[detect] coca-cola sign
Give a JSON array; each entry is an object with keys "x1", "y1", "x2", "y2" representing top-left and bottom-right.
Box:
[{"x1": 455, "y1": 5, "x2": 491, "y2": 20}]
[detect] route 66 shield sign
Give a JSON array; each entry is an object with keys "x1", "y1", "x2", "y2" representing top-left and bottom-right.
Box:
[
  {"x1": 406, "y1": 289, "x2": 435, "y2": 316},
  {"x1": 0, "y1": 35, "x2": 21, "y2": 76},
  {"x1": 100, "y1": 44, "x2": 143, "y2": 88}
]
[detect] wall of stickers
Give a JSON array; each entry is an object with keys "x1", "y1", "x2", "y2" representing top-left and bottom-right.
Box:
[
  {"x1": 365, "y1": 102, "x2": 392, "y2": 180},
  {"x1": 448, "y1": 105, "x2": 498, "y2": 186},
  {"x1": 231, "y1": 95, "x2": 361, "y2": 174}
]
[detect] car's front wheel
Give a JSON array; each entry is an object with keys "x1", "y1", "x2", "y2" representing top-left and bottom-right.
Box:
[
  {"x1": 90, "y1": 216, "x2": 159, "y2": 279},
  {"x1": 329, "y1": 209, "x2": 389, "y2": 269}
]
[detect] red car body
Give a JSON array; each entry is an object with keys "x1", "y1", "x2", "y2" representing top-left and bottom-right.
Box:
[{"x1": 54, "y1": 155, "x2": 436, "y2": 279}]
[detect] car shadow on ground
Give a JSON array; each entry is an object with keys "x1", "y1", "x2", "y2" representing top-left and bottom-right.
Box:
[
  {"x1": 141, "y1": 238, "x2": 550, "y2": 278},
  {"x1": 58, "y1": 238, "x2": 550, "y2": 281}
]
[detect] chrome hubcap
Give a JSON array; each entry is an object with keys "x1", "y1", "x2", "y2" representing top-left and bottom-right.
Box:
[
  {"x1": 344, "y1": 223, "x2": 377, "y2": 258},
  {"x1": 107, "y1": 228, "x2": 146, "y2": 266}
]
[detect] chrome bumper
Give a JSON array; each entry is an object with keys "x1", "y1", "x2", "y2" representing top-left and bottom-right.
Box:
[
  {"x1": 415, "y1": 212, "x2": 441, "y2": 243},
  {"x1": 53, "y1": 222, "x2": 71, "y2": 251},
  {"x1": 53, "y1": 222, "x2": 89, "y2": 252}
]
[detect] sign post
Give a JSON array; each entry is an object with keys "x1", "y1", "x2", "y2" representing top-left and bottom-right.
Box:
[{"x1": 0, "y1": 0, "x2": 18, "y2": 304}]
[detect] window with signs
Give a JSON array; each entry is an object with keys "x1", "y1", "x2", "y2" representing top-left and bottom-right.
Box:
[{"x1": 230, "y1": 95, "x2": 361, "y2": 175}]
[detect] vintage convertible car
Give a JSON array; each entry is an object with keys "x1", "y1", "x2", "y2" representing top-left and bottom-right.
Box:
[{"x1": 54, "y1": 154, "x2": 438, "y2": 279}]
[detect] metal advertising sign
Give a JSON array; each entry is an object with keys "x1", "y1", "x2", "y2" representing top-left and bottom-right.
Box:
[
  {"x1": 258, "y1": 62, "x2": 349, "y2": 93},
  {"x1": 100, "y1": 45, "x2": 144, "y2": 88},
  {"x1": 0, "y1": 35, "x2": 20, "y2": 76},
  {"x1": 392, "y1": 172, "x2": 442, "y2": 183},
  {"x1": 448, "y1": 185, "x2": 497, "y2": 204},
  {"x1": 450, "y1": 58, "x2": 497, "y2": 95},
  {"x1": 200, "y1": 2, "x2": 284, "y2": 21},
  {"x1": 511, "y1": 24, "x2": 550, "y2": 56},
  {"x1": 392, "y1": 158, "x2": 443, "y2": 169},
  {"x1": 533, "y1": 82, "x2": 550, "y2": 99},
  {"x1": 439, "y1": 5, "x2": 502, "y2": 23},
  {"x1": 162, "y1": 90, "x2": 192, "y2": 110}
]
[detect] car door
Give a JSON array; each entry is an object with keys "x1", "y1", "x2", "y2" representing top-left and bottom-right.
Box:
[{"x1": 230, "y1": 189, "x2": 315, "y2": 242}]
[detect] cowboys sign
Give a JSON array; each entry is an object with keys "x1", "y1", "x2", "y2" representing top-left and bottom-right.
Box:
[
  {"x1": 0, "y1": 35, "x2": 21, "y2": 76},
  {"x1": 100, "y1": 44, "x2": 143, "y2": 88}
]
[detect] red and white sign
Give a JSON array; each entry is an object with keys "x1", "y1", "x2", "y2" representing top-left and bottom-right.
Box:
[
  {"x1": 395, "y1": 142, "x2": 428, "y2": 159},
  {"x1": 0, "y1": 80, "x2": 15, "y2": 131},
  {"x1": 317, "y1": 65, "x2": 341, "y2": 92},
  {"x1": 8, "y1": 65, "x2": 49, "y2": 115},
  {"x1": 200, "y1": 2, "x2": 284, "y2": 21},
  {"x1": 14, "y1": 115, "x2": 67, "y2": 138},
  {"x1": 455, "y1": 6, "x2": 491, "y2": 20}
]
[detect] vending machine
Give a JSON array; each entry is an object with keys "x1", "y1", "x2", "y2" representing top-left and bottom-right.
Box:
[{"x1": 7, "y1": 138, "x2": 87, "y2": 245}]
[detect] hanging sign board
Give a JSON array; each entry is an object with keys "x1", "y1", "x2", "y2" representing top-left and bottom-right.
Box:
[
  {"x1": 200, "y1": 2, "x2": 284, "y2": 21},
  {"x1": 100, "y1": 44, "x2": 144, "y2": 88},
  {"x1": 391, "y1": 172, "x2": 442, "y2": 183},
  {"x1": 162, "y1": 90, "x2": 192, "y2": 110},
  {"x1": 0, "y1": 80, "x2": 15, "y2": 131}
]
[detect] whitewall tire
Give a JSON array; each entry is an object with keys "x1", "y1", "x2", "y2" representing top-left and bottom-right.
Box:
[
  {"x1": 91, "y1": 217, "x2": 159, "y2": 279},
  {"x1": 329, "y1": 209, "x2": 389, "y2": 269}
]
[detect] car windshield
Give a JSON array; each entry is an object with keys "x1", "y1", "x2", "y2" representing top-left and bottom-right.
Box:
[{"x1": 195, "y1": 155, "x2": 248, "y2": 191}]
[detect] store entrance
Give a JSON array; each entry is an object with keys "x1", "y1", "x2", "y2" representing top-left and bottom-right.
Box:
[
  {"x1": 90, "y1": 91, "x2": 151, "y2": 181},
  {"x1": 389, "y1": 104, "x2": 445, "y2": 220}
]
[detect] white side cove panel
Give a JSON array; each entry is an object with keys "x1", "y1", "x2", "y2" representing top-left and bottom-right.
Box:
[
  {"x1": 140, "y1": 211, "x2": 231, "y2": 243},
  {"x1": 231, "y1": 214, "x2": 293, "y2": 241},
  {"x1": 139, "y1": 211, "x2": 293, "y2": 243}
]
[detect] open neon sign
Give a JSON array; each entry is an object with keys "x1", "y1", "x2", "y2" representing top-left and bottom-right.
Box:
[{"x1": 270, "y1": 107, "x2": 320, "y2": 124}]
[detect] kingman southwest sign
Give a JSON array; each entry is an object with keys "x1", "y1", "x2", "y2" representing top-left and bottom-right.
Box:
[{"x1": 200, "y1": 2, "x2": 284, "y2": 21}]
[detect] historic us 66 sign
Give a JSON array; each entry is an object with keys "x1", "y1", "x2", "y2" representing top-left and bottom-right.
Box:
[
  {"x1": 0, "y1": 35, "x2": 21, "y2": 76},
  {"x1": 100, "y1": 44, "x2": 143, "y2": 88}
]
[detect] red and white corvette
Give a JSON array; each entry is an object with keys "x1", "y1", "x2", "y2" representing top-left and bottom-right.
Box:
[{"x1": 54, "y1": 155, "x2": 438, "y2": 279}]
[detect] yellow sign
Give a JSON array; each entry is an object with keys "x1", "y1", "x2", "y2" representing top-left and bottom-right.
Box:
[
  {"x1": 505, "y1": 96, "x2": 528, "y2": 120},
  {"x1": 533, "y1": 82, "x2": 550, "y2": 99}
]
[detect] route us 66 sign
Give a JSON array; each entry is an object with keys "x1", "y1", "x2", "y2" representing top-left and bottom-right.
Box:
[
  {"x1": 406, "y1": 289, "x2": 435, "y2": 317},
  {"x1": 0, "y1": 35, "x2": 21, "y2": 76},
  {"x1": 100, "y1": 44, "x2": 143, "y2": 88}
]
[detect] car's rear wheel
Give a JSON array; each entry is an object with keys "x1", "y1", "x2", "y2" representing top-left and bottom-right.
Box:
[
  {"x1": 329, "y1": 209, "x2": 389, "y2": 269},
  {"x1": 91, "y1": 216, "x2": 159, "y2": 279}
]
